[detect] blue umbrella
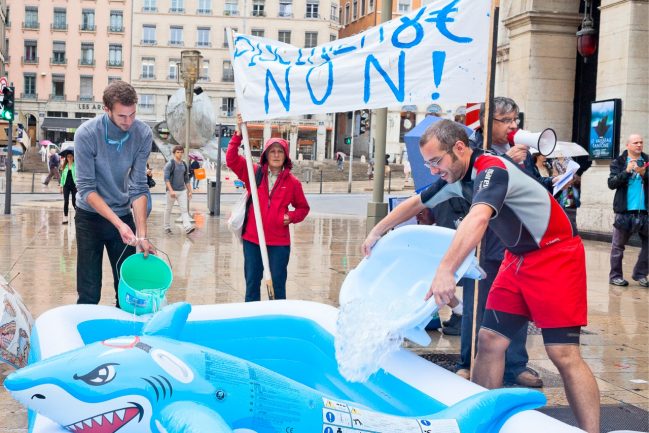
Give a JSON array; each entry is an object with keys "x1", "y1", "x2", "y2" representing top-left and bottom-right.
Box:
[
  {"x1": 11, "y1": 145, "x2": 24, "y2": 156},
  {"x1": 403, "y1": 116, "x2": 474, "y2": 192}
]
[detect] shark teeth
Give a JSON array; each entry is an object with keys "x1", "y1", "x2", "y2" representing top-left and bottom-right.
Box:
[{"x1": 65, "y1": 405, "x2": 140, "y2": 432}]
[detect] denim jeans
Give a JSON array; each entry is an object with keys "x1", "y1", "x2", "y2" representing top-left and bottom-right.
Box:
[
  {"x1": 242, "y1": 239, "x2": 290, "y2": 302},
  {"x1": 459, "y1": 259, "x2": 530, "y2": 380},
  {"x1": 75, "y1": 208, "x2": 136, "y2": 306},
  {"x1": 609, "y1": 220, "x2": 648, "y2": 281}
]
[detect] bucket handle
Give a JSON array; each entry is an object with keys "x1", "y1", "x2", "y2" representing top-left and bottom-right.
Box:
[{"x1": 116, "y1": 238, "x2": 172, "y2": 281}]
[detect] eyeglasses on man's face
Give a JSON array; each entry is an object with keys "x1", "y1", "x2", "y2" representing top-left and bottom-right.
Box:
[
  {"x1": 423, "y1": 151, "x2": 450, "y2": 169},
  {"x1": 493, "y1": 117, "x2": 520, "y2": 125}
]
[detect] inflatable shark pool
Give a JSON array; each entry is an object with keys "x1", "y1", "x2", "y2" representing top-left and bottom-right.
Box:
[{"x1": 4, "y1": 301, "x2": 583, "y2": 433}]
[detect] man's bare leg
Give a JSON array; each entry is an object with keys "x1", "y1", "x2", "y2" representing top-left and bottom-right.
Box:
[
  {"x1": 545, "y1": 345, "x2": 600, "y2": 433},
  {"x1": 471, "y1": 328, "x2": 510, "y2": 387}
]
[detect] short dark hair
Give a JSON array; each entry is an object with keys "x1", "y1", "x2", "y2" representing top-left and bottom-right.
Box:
[
  {"x1": 172, "y1": 145, "x2": 184, "y2": 154},
  {"x1": 103, "y1": 81, "x2": 138, "y2": 110},
  {"x1": 479, "y1": 96, "x2": 519, "y2": 126},
  {"x1": 419, "y1": 119, "x2": 469, "y2": 153}
]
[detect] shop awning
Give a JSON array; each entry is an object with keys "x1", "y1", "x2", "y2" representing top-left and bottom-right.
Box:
[{"x1": 40, "y1": 117, "x2": 88, "y2": 133}]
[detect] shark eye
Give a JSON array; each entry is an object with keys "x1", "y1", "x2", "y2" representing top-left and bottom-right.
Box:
[{"x1": 73, "y1": 363, "x2": 118, "y2": 386}]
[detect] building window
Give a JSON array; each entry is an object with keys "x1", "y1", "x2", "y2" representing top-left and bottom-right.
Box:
[
  {"x1": 142, "y1": 25, "x2": 156, "y2": 44},
  {"x1": 330, "y1": 4, "x2": 338, "y2": 22},
  {"x1": 197, "y1": 0, "x2": 212, "y2": 14},
  {"x1": 80, "y1": 76, "x2": 93, "y2": 101},
  {"x1": 53, "y1": 8, "x2": 67, "y2": 30},
  {"x1": 23, "y1": 40, "x2": 38, "y2": 63},
  {"x1": 222, "y1": 60, "x2": 234, "y2": 82},
  {"x1": 5, "y1": 7, "x2": 10, "y2": 26},
  {"x1": 305, "y1": 32, "x2": 317, "y2": 48},
  {"x1": 81, "y1": 9, "x2": 95, "y2": 31},
  {"x1": 278, "y1": 30, "x2": 291, "y2": 44},
  {"x1": 170, "y1": 0, "x2": 184, "y2": 13},
  {"x1": 224, "y1": 0, "x2": 238, "y2": 16},
  {"x1": 398, "y1": 0, "x2": 410, "y2": 13},
  {"x1": 199, "y1": 60, "x2": 209, "y2": 81},
  {"x1": 108, "y1": 44, "x2": 123, "y2": 66},
  {"x1": 47, "y1": 111, "x2": 69, "y2": 118},
  {"x1": 345, "y1": 3, "x2": 350, "y2": 24},
  {"x1": 52, "y1": 75, "x2": 65, "y2": 100},
  {"x1": 306, "y1": 0, "x2": 319, "y2": 18},
  {"x1": 223, "y1": 27, "x2": 237, "y2": 47},
  {"x1": 168, "y1": 59, "x2": 179, "y2": 80},
  {"x1": 352, "y1": 0, "x2": 358, "y2": 20},
  {"x1": 279, "y1": 0, "x2": 292, "y2": 17},
  {"x1": 141, "y1": 58, "x2": 155, "y2": 79},
  {"x1": 108, "y1": 76, "x2": 121, "y2": 84},
  {"x1": 330, "y1": 34, "x2": 336, "y2": 42},
  {"x1": 52, "y1": 41, "x2": 66, "y2": 64},
  {"x1": 24, "y1": 6, "x2": 39, "y2": 29},
  {"x1": 138, "y1": 94, "x2": 154, "y2": 113},
  {"x1": 197, "y1": 27, "x2": 211, "y2": 47},
  {"x1": 80, "y1": 43, "x2": 94, "y2": 65},
  {"x1": 23, "y1": 74, "x2": 37, "y2": 98},
  {"x1": 251, "y1": 29, "x2": 264, "y2": 38},
  {"x1": 109, "y1": 11, "x2": 124, "y2": 32},
  {"x1": 170, "y1": 26, "x2": 183, "y2": 46},
  {"x1": 143, "y1": 0, "x2": 157, "y2": 12},
  {"x1": 252, "y1": 0, "x2": 265, "y2": 17},
  {"x1": 360, "y1": 0, "x2": 366, "y2": 16},
  {"x1": 221, "y1": 97, "x2": 235, "y2": 116},
  {"x1": 368, "y1": 0, "x2": 374, "y2": 12}
]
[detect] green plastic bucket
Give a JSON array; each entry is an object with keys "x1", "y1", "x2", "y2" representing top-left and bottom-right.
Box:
[{"x1": 118, "y1": 253, "x2": 172, "y2": 315}]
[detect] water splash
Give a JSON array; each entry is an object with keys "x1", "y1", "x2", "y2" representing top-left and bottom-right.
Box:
[{"x1": 335, "y1": 296, "x2": 422, "y2": 382}]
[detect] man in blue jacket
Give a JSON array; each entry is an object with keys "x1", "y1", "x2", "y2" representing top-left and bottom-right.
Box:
[
  {"x1": 74, "y1": 81, "x2": 155, "y2": 307},
  {"x1": 608, "y1": 134, "x2": 648, "y2": 287}
]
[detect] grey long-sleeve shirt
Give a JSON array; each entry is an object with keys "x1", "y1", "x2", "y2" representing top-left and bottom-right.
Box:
[{"x1": 74, "y1": 113, "x2": 152, "y2": 216}]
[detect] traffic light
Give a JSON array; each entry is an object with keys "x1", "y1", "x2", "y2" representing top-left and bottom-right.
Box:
[
  {"x1": 359, "y1": 110, "x2": 370, "y2": 134},
  {"x1": 1, "y1": 86, "x2": 15, "y2": 122},
  {"x1": 344, "y1": 136, "x2": 352, "y2": 145}
]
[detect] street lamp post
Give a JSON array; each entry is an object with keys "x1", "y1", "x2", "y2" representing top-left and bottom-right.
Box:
[{"x1": 179, "y1": 50, "x2": 202, "y2": 212}]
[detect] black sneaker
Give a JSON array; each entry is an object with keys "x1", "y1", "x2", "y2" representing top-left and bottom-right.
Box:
[
  {"x1": 634, "y1": 277, "x2": 649, "y2": 288},
  {"x1": 441, "y1": 312, "x2": 462, "y2": 336},
  {"x1": 609, "y1": 277, "x2": 629, "y2": 287}
]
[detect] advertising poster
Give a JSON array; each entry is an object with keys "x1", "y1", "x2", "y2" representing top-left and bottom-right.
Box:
[{"x1": 589, "y1": 99, "x2": 621, "y2": 159}]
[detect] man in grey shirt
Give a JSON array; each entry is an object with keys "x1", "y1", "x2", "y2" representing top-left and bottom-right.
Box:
[
  {"x1": 163, "y1": 145, "x2": 195, "y2": 234},
  {"x1": 74, "y1": 81, "x2": 155, "y2": 307}
]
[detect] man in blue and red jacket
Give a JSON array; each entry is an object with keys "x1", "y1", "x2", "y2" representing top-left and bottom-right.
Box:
[{"x1": 226, "y1": 128, "x2": 310, "y2": 302}]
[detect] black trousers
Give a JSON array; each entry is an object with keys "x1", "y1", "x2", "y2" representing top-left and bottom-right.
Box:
[{"x1": 75, "y1": 208, "x2": 135, "y2": 306}]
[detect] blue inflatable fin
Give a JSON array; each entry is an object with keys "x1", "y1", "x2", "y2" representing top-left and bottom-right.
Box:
[
  {"x1": 158, "y1": 402, "x2": 233, "y2": 433},
  {"x1": 430, "y1": 388, "x2": 546, "y2": 433},
  {"x1": 142, "y1": 302, "x2": 191, "y2": 339}
]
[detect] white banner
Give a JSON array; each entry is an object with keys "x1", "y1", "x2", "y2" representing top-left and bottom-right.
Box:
[{"x1": 229, "y1": 0, "x2": 490, "y2": 121}]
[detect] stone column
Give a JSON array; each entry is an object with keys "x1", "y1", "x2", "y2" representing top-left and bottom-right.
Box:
[
  {"x1": 579, "y1": 0, "x2": 649, "y2": 235},
  {"x1": 502, "y1": 2, "x2": 581, "y2": 138}
]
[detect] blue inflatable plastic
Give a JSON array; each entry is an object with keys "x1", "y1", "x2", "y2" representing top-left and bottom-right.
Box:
[{"x1": 5, "y1": 303, "x2": 546, "y2": 433}]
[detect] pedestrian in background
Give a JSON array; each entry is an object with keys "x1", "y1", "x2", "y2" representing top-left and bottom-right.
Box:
[
  {"x1": 190, "y1": 158, "x2": 201, "y2": 190},
  {"x1": 59, "y1": 150, "x2": 76, "y2": 224},
  {"x1": 74, "y1": 80, "x2": 155, "y2": 307},
  {"x1": 42, "y1": 148, "x2": 60, "y2": 186},
  {"x1": 608, "y1": 133, "x2": 648, "y2": 288},
  {"x1": 163, "y1": 145, "x2": 195, "y2": 235},
  {"x1": 227, "y1": 117, "x2": 310, "y2": 302}
]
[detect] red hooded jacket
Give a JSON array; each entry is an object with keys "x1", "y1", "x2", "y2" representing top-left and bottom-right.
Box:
[{"x1": 226, "y1": 133, "x2": 310, "y2": 246}]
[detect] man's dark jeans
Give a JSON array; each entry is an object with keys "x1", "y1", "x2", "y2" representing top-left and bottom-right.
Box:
[
  {"x1": 242, "y1": 239, "x2": 290, "y2": 302},
  {"x1": 609, "y1": 221, "x2": 648, "y2": 281},
  {"x1": 459, "y1": 259, "x2": 530, "y2": 381},
  {"x1": 75, "y1": 208, "x2": 135, "y2": 306}
]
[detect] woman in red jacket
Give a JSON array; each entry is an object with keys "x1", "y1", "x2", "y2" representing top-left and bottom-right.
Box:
[{"x1": 226, "y1": 127, "x2": 310, "y2": 302}]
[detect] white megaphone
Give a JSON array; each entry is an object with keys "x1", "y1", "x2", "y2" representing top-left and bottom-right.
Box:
[{"x1": 507, "y1": 128, "x2": 557, "y2": 156}]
